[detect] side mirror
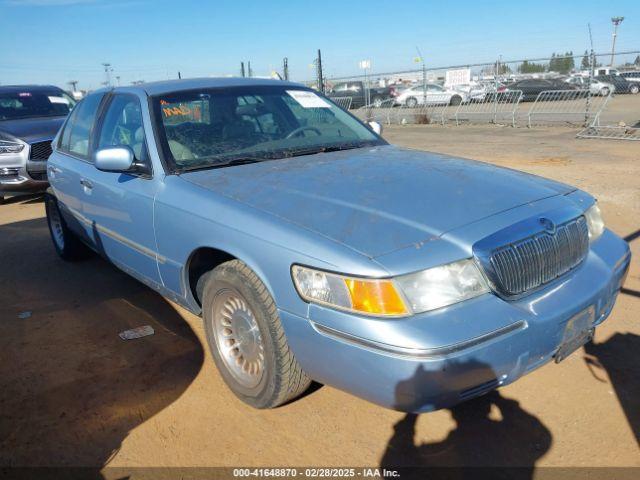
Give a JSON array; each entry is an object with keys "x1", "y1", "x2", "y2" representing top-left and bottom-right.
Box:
[
  {"x1": 368, "y1": 121, "x2": 383, "y2": 136},
  {"x1": 94, "y1": 146, "x2": 135, "y2": 173}
]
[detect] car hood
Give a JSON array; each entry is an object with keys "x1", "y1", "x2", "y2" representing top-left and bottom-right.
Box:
[
  {"x1": 181, "y1": 145, "x2": 574, "y2": 258},
  {"x1": 0, "y1": 116, "x2": 66, "y2": 143}
]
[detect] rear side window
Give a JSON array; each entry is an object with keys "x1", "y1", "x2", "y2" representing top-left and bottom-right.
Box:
[{"x1": 58, "y1": 92, "x2": 104, "y2": 160}]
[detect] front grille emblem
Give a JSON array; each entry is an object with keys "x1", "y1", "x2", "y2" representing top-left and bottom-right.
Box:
[{"x1": 539, "y1": 217, "x2": 556, "y2": 234}]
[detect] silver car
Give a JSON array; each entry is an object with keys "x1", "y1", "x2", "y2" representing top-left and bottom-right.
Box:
[
  {"x1": 0, "y1": 85, "x2": 76, "y2": 202},
  {"x1": 565, "y1": 76, "x2": 615, "y2": 96}
]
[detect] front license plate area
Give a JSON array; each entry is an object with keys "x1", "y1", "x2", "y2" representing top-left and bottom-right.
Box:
[{"x1": 555, "y1": 306, "x2": 595, "y2": 363}]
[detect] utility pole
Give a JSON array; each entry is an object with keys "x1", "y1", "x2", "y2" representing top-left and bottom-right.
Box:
[
  {"x1": 115, "y1": 76, "x2": 121, "y2": 86},
  {"x1": 610, "y1": 16, "x2": 624, "y2": 66},
  {"x1": 586, "y1": 23, "x2": 596, "y2": 125},
  {"x1": 101, "y1": 62, "x2": 112, "y2": 87},
  {"x1": 178, "y1": 71, "x2": 181, "y2": 79},
  {"x1": 316, "y1": 49, "x2": 324, "y2": 93},
  {"x1": 67, "y1": 80, "x2": 78, "y2": 92},
  {"x1": 283, "y1": 57, "x2": 289, "y2": 81},
  {"x1": 415, "y1": 46, "x2": 426, "y2": 107},
  {"x1": 248, "y1": 61, "x2": 253, "y2": 78},
  {"x1": 240, "y1": 62, "x2": 245, "y2": 77}
]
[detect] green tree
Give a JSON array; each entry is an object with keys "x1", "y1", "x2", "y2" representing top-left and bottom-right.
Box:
[
  {"x1": 497, "y1": 63, "x2": 512, "y2": 74},
  {"x1": 635, "y1": 55, "x2": 640, "y2": 66},
  {"x1": 581, "y1": 51, "x2": 590, "y2": 70},
  {"x1": 566, "y1": 51, "x2": 575, "y2": 73},
  {"x1": 518, "y1": 61, "x2": 546, "y2": 74}
]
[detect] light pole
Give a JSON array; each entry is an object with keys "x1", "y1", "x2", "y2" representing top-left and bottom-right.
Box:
[
  {"x1": 101, "y1": 62, "x2": 113, "y2": 87},
  {"x1": 610, "y1": 16, "x2": 624, "y2": 66}
]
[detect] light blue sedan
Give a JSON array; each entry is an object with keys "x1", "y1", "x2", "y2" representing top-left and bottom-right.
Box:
[{"x1": 45, "y1": 78, "x2": 630, "y2": 412}]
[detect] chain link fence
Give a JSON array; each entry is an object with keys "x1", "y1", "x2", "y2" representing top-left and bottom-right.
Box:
[{"x1": 317, "y1": 51, "x2": 640, "y2": 137}]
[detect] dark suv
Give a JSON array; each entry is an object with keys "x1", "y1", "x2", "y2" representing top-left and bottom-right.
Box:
[{"x1": 0, "y1": 85, "x2": 76, "y2": 202}]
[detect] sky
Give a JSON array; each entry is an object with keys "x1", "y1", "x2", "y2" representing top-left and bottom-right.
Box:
[{"x1": 1, "y1": 0, "x2": 639, "y2": 90}]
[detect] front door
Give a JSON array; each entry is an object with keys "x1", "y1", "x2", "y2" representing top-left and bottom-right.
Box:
[{"x1": 80, "y1": 93, "x2": 161, "y2": 287}]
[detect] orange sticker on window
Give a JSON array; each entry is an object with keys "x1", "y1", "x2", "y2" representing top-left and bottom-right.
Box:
[{"x1": 162, "y1": 105, "x2": 192, "y2": 117}]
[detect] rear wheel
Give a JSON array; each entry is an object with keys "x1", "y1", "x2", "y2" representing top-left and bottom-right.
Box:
[
  {"x1": 630, "y1": 84, "x2": 639, "y2": 95},
  {"x1": 201, "y1": 260, "x2": 311, "y2": 409},
  {"x1": 405, "y1": 97, "x2": 418, "y2": 108},
  {"x1": 45, "y1": 193, "x2": 89, "y2": 261},
  {"x1": 372, "y1": 96, "x2": 383, "y2": 108},
  {"x1": 600, "y1": 87, "x2": 610, "y2": 97}
]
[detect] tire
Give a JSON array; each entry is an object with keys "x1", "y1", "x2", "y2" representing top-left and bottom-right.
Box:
[
  {"x1": 630, "y1": 84, "x2": 639, "y2": 95},
  {"x1": 449, "y1": 95, "x2": 462, "y2": 106},
  {"x1": 405, "y1": 97, "x2": 418, "y2": 108},
  {"x1": 45, "y1": 193, "x2": 89, "y2": 261},
  {"x1": 600, "y1": 87, "x2": 610, "y2": 97},
  {"x1": 201, "y1": 260, "x2": 311, "y2": 409},
  {"x1": 372, "y1": 96, "x2": 383, "y2": 108}
]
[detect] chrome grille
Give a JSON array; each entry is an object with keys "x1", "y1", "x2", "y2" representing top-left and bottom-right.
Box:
[
  {"x1": 29, "y1": 141, "x2": 53, "y2": 161},
  {"x1": 489, "y1": 216, "x2": 589, "y2": 296}
]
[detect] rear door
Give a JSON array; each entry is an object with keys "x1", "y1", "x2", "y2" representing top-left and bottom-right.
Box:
[
  {"x1": 47, "y1": 92, "x2": 106, "y2": 243},
  {"x1": 79, "y1": 92, "x2": 162, "y2": 286}
]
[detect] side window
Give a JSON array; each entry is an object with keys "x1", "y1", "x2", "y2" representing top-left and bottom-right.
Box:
[
  {"x1": 97, "y1": 94, "x2": 149, "y2": 163},
  {"x1": 64, "y1": 93, "x2": 104, "y2": 159}
]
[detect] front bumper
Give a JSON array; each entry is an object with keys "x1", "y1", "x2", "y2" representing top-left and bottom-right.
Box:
[
  {"x1": 280, "y1": 229, "x2": 631, "y2": 412},
  {"x1": 0, "y1": 161, "x2": 48, "y2": 193}
]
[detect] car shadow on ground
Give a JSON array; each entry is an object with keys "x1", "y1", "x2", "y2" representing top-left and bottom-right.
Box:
[
  {"x1": 0, "y1": 217, "x2": 204, "y2": 469},
  {"x1": 380, "y1": 362, "x2": 552, "y2": 479},
  {"x1": 584, "y1": 334, "x2": 639, "y2": 447}
]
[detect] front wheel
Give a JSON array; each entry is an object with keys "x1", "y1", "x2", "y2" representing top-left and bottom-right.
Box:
[
  {"x1": 45, "y1": 193, "x2": 90, "y2": 261},
  {"x1": 600, "y1": 87, "x2": 610, "y2": 97},
  {"x1": 201, "y1": 260, "x2": 311, "y2": 409},
  {"x1": 629, "y1": 84, "x2": 639, "y2": 95},
  {"x1": 449, "y1": 95, "x2": 462, "y2": 106},
  {"x1": 372, "y1": 96, "x2": 383, "y2": 108}
]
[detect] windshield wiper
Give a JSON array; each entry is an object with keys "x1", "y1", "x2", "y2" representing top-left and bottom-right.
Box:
[
  {"x1": 283, "y1": 143, "x2": 368, "y2": 158},
  {"x1": 178, "y1": 157, "x2": 265, "y2": 173}
]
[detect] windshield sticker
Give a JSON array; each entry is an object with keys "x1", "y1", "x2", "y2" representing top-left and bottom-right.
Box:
[
  {"x1": 286, "y1": 90, "x2": 331, "y2": 108},
  {"x1": 162, "y1": 104, "x2": 192, "y2": 117},
  {"x1": 48, "y1": 96, "x2": 70, "y2": 105},
  {"x1": 18, "y1": 92, "x2": 32, "y2": 97}
]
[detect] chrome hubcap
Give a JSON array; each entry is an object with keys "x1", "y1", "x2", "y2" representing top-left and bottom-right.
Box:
[
  {"x1": 48, "y1": 203, "x2": 65, "y2": 251},
  {"x1": 212, "y1": 290, "x2": 264, "y2": 388}
]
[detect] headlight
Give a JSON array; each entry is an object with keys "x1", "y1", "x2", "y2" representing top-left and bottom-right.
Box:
[
  {"x1": 584, "y1": 203, "x2": 605, "y2": 241},
  {"x1": 291, "y1": 265, "x2": 408, "y2": 316},
  {"x1": 292, "y1": 259, "x2": 490, "y2": 317},
  {"x1": 396, "y1": 259, "x2": 489, "y2": 313},
  {"x1": 0, "y1": 141, "x2": 25, "y2": 155}
]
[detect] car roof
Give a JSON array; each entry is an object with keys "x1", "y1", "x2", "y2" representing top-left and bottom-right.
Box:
[
  {"x1": 111, "y1": 77, "x2": 306, "y2": 96},
  {"x1": 0, "y1": 84, "x2": 65, "y2": 93}
]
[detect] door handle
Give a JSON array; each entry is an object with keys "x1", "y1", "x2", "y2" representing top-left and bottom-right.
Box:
[
  {"x1": 48, "y1": 166, "x2": 62, "y2": 174},
  {"x1": 80, "y1": 178, "x2": 94, "y2": 189}
]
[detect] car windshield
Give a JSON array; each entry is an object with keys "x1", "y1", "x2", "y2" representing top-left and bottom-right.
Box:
[
  {"x1": 152, "y1": 85, "x2": 386, "y2": 171},
  {"x1": 0, "y1": 90, "x2": 76, "y2": 121}
]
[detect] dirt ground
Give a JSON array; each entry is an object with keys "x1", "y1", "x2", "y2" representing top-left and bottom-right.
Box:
[{"x1": 0, "y1": 125, "x2": 638, "y2": 473}]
